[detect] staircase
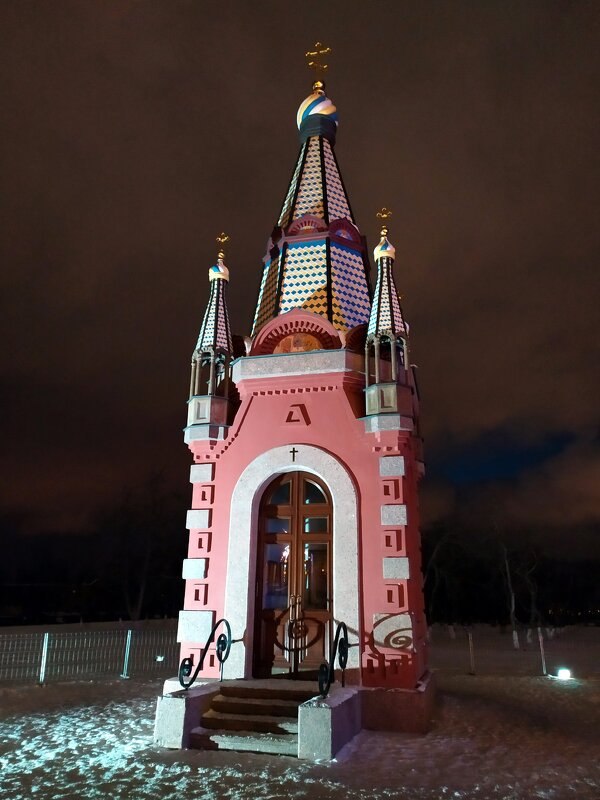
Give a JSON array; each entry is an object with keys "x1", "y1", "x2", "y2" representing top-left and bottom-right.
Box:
[{"x1": 189, "y1": 679, "x2": 318, "y2": 756}]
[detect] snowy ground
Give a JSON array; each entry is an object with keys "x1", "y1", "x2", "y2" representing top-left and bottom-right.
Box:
[{"x1": 1, "y1": 673, "x2": 599, "y2": 800}]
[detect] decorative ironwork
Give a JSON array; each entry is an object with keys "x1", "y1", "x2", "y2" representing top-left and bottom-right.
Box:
[
  {"x1": 178, "y1": 618, "x2": 232, "y2": 690},
  {"x1": 318, "y1": 621, "x2": 349, "y2": 698}
]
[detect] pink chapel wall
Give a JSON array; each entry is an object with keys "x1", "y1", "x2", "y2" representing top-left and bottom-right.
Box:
[{"x1": 177, "y1": 345, "x2": 428, "y2": 691}]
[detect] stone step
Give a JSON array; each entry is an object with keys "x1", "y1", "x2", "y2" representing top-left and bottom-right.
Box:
[
  {"x1": 211, "y1": 693, "x2": 302, "y2": 718},
  {"x1": 200, "y1": 708, "x2": 298, "y2": 735},
  {"x1": 190, "y1": 728, "x2": 298, "y2": 757},
  {"x1": 219, "y1": 679, "x2": 318, "y2": 703}
]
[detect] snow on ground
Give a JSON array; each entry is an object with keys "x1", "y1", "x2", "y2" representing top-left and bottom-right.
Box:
[{"x1": 0, "y1": 673, "x2": 599, "y2": 800}]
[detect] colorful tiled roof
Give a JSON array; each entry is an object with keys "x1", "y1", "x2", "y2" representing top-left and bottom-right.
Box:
[
  {"x1": 368, "y1": 232, "x2": 407, "y2": 338},
  {"x1": 194, "y1": 258, "x2": 233, "y2": 354},
  {"x1": 251, "y1": 88, "x2": 372, "y2": 336}
]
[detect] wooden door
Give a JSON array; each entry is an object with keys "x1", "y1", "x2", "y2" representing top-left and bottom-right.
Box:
[{"x1": 253, "y1": 472, "x2": 332, "y2": 678}]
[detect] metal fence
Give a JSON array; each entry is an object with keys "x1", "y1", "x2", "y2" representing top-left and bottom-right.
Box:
[
  {"x1": 0, "y1": 624, "x2": 179, "y2": 684},
  {"x1": 2, "y1": 621, "x2": 598, "y2": 685},
  {"x1": 428, "y1": 624, "x2": 600, "y2": 678}
]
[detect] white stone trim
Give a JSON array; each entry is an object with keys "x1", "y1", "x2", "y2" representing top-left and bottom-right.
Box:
[
  {"x1": 186, "y1": 509, "x2": 210, "y2": 530},
  {"x1": 223, "y1": 445, "x2": 360, "y2": 679},
  {"x1": 372, "y1": 612, "x2": 413, "y2": 649},
  {"x1": 381, "y1": 504, "x2": 407, "y2": 526},
  {"x1": 232, "y1": 349, "x2": 363, "y2": 382},
  {"x1": 182, "y1": 558, "x2": 208, "y2": 580},
  {"x1": 190, "y1": 464, "x2": 214, "y2": 483},
  {"x1": 383, "y1": 557, "x2": 410, "y2": 580},
  {"x1": 177, "y1": 610, "x2": 214, "y2": 643},
  {"x1": 379, "y1": 456, "x2": 405, "y2": 477}
]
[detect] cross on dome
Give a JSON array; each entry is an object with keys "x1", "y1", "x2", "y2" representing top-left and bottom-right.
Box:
[{"x1": 305, "y1": 41, "x2": 332, "y2": 91}]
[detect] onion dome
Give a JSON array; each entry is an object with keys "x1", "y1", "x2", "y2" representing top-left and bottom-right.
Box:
[
  {"x1": 296, "y1": 83, "x2": 338, "y2": 143},
  {"x1": 209, "y1": 261, "x2": 229, "y2": 282},
  {"x1": 373, "y1": 232, "x2": 396, "y2": 262}
]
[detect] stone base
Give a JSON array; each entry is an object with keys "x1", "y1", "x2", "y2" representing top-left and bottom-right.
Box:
[
  {"x1": 154, "y1": 680, "x2": 219, "y2": 749},
  {"x1": 360, "y1": 671, "x2": 436, "y2": 733},
  {"x1": 298, "y1": 686, "x2": 362, "y2": 760},
  {"x1": 153, "y1": 673, "x2": 436, "y2": 757}
]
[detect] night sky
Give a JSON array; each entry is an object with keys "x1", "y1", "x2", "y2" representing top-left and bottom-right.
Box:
[{"x1": 1, "y1": 2, "x2": 599, "y2": 556}]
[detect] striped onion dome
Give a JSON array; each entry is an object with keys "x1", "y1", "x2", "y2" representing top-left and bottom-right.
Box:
[
  {"x1": 209, "y1": 262, "x2": 229, "y2": 282},
  {"x1": 373, "y1": 234, "x2": 396, "y2": 261},
  {"x1": 296, "y1": 90, "x2": 338, "y2": 130}
]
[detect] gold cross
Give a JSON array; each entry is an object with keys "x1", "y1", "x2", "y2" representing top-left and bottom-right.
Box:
[
  {"x1": 376, "y1": 208, "x2": 392, "y2": 236},
  {"x1": 305, "y1": 41, "x2": 332, "y2": 90},
  {"x1": 216, "y1": 232, "x2": 229, "y2": 260}
]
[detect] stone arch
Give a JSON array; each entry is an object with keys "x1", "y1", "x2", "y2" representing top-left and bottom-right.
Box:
[
  {"x1": 250, "y1": 308, "x2": 342, "y2": 356},
  {"x1": 223, "y1": 444, "x2": 360, "y2": 679}
]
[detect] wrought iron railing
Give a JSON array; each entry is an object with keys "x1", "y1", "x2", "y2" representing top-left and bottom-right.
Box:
[
  {"x1": 178, "y1": 618, "x2": 232, "y2": 690},
  {"x1": 318, "y1": 621, "x2": 349, "y2": 698}
]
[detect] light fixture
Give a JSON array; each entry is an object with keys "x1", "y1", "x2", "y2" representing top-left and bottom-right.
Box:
[{"x1": 556, "y1": 667, "x2": 571, "y2": 680}]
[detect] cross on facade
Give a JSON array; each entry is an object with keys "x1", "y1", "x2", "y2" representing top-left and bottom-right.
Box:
[{"x1": 290, "y1": 447, "x2": 299, "y2": 462}]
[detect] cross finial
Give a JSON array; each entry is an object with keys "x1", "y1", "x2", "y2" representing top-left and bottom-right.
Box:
[
  {"x1": 376, "y1": 207, "x2": 392, "y2": 237},
  {"x1": 216, "y1": 232, "x2": 230, "y2": 261},
  {"x1": 305, "y1": 41, "x2": 332, "y2": 92}
]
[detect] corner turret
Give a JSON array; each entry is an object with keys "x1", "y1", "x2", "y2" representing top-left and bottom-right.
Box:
[
  {"x1": 365, "y1": 210, "x2": 412, "y2": 417},
  {"x1": 185, "y1": 234, "x2": 233, "y2": 442}
]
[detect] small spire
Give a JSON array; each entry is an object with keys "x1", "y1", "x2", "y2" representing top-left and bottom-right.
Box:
[
  {"x1": 305, "y1": 41, "x2": 332, "y2": 92},
  {"x1": 369, "y1": 207, "x2": 406, "y2": 338}
]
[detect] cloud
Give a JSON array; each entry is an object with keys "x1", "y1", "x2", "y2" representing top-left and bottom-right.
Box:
[{"x1": 504, "y1": 437, "x2": 600, "y2": 527}]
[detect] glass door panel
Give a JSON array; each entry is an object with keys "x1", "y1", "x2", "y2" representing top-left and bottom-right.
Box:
[
  {"x1": 303, "y1": 516, "x2": 328, "y2": 533},
  {"x1": 262, "y1": 542, "x2": 290, "y2": 610},
  {"x1": 265, "y1": 517, "x2": 290, "y2": 534},
  {"x1": 303, "y1": 479, "x2": 327, "y2": 504},
  {"x1": 302, "y1": 542, "x2": 329, "y2": 610}
]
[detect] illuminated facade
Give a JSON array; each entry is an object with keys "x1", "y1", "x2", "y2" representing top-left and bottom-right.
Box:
[{"x1": 173, "y1": 79, "x2": 433, "y2": 737}]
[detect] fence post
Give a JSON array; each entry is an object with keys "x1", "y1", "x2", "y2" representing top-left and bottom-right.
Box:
[
  {"x1": 537, "y1": 626, "x2": 547, "y2": 676},
  {"x1": 467, "y1": 628, "x2": 476, "y2": 675},
  {"x1": 120, "y1": 629, "x2": 133, "y2": 679},
  {"x1": 39, "y1": 632, "x2": 50, "y2": 685}
]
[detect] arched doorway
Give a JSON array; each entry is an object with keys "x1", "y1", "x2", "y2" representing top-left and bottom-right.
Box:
[{"x1": 253, "y1": 471, "x2": 333, "y2": 678}]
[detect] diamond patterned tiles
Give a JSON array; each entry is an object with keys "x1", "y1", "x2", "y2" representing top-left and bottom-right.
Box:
[
  {"x1": 322, "y1": 139, "x2": 352, "y2": 222},
  {"x1": 330, "y1": 242, "x2": 371, "y2": 331},
  {"x1": 278, "y1": 142, "x2": 307, "y2": 228},
  {"x1": 293, "y1": 137, "x2": 325, "y2": 220},
  {"x1": 252, "y1": 254, "x2": 281, "y2": 335},
  {"x1": 278, "y1": 241, "x2": 328, "y2": 316},
  {"x1": 196, "y1": 280, "x2": 232, "y2": 352},
  {"x1": 368, "y1": 258, "x2": 406, "y2": 336}
]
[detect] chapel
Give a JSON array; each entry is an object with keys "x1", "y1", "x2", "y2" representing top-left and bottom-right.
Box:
[{"x1": 155, "y1": 59, "x2": 434, "y2": 755}]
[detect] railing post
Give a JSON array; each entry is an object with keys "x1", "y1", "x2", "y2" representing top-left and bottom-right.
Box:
[
  {"x1": 537, "y1": 626, "x2": 547, "y2": 676},
  {"x1": 318, "y1": 621, "x2": 348, "y2": 698},
  {"x1": 467, "y1": 628, "x2": 476, "y2": 675},
  {"x1": 120, "y1": 629, "x2": 133, "y2": 679},
  {"x1": 39, "y1": 632, "x2": 50, "y2": 685}
]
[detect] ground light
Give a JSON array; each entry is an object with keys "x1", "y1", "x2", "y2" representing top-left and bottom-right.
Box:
[{"x1": 556, "y1": 667, "x2": 572, "y2": 680}]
